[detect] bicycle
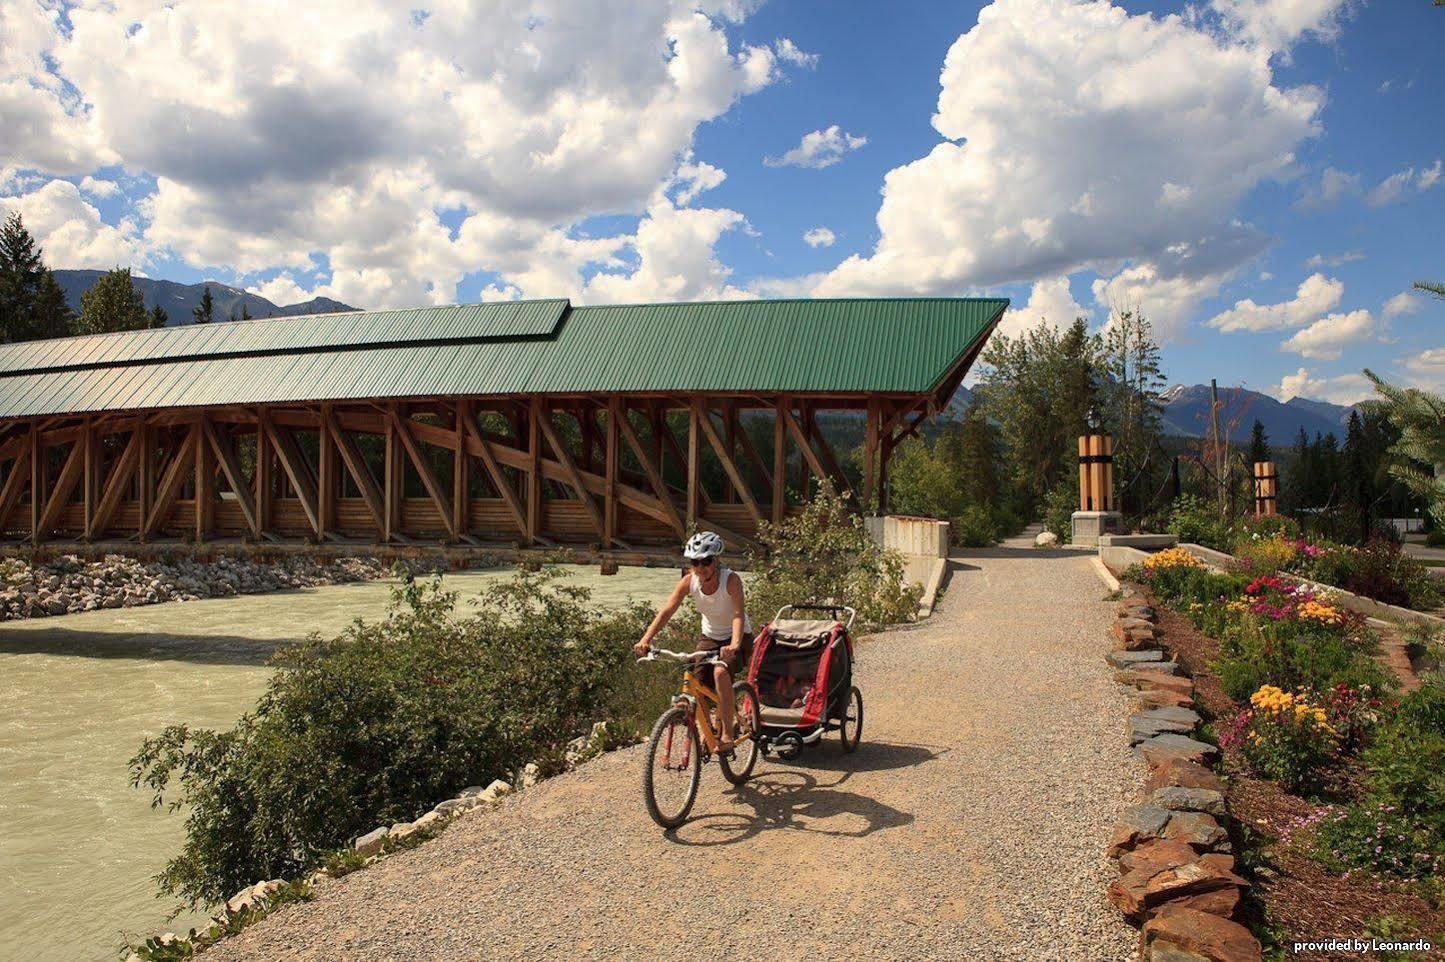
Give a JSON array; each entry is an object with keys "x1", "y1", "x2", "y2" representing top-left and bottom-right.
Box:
[{"x1": 637, "y1": 647, "x2": 762, "y2": 829}]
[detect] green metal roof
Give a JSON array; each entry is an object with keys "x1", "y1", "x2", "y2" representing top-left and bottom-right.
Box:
[{"x1": 0, "y1": 297, "x2": 1006, "y2": 420}]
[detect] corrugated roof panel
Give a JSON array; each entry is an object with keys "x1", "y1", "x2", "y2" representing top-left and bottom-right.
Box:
[
  {"x1": 0, "y1": 297, "x2": 1006, "y2": 420},
  {"x1": 0, "y1": 299, "x2": 569, "y2": 375}
]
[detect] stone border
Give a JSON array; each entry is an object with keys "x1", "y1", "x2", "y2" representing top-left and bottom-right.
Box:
[
  {"x1": 1103, "y1": 588, "x2": 1263, "y2": 962},
  {"x1": 125, "y1": 722, "x2": 611, "y2": 960}
]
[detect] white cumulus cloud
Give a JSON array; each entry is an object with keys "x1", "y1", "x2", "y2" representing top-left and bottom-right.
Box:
[
  {"x1": 1205, "y1": 273, "x2": 1344, "y2": 333},
  {"x1": 999, "y1": 275, "x2": 1090, "y2": 337},
  {"x1": 1367, "y1": 160, "x2": 1442, "y2": 207},
  {"x1": 774, "y1": 38, "x2": 819, "y2": 69},
  {"x1": 810, "y1": 0, "x2": 1326, "y2": 339},
  {"x1": 764, "y1": 125, "x2": 868, "y2": 169},
  {"x1": 803, "y1": 227, "x2": 836, "y2": 248},
  {"x1": 1383, "y1": 291, "x2": 1421, "y2": 318},
  {"x1": 1274, "y1": 367, "x2": 1371, "y2": 405},
  {"x1": 1279, "y1": 308, "x2": 1376, "y2": 360}
]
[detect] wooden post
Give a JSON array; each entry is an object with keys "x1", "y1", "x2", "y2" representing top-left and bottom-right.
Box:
[
  {"x1": 454, "y1": 401, "x2": 469, "y2": 539},
  {"x1": 796, "y1": 399, "x2": 810, "y2": 495},
  {"x1": 318, "y1": 403, "x2": 335, "y2": 540},
  {"x1": 138, "y1": 423, "x2": 152, "y2": 541},
  {"x1": 526, "y1": 401, "x2": 542, "y2": 543},
  {"x1": 1102, "y1": 435, "x2": 1115, "y2": 512},
  {"x1": 686, "y1": 402, "x2": 700, "y2": 531},
  {"x1": 255, "y1": 413, "x2": 270, "y2": 536},
  {"x1": 1078, "y1": 436, "x2": 1090, "y2": 511},
  {"x1": 82, "y1": 416, "x2": 97, "y2": 540},
  {"x1": 772, "y1": 402, "x2": 786, "y2": 526},
  {"x1": 1254, "y1": 461, "x2": 1277, "y2": 516},
  {"x1": 383, "y1": 410, "x2": 397, "y2": 542},
  {"x1": 195, "y1": 419, "x2": 212, "y2": 542},
  {"x1": 863, "y1": 399, "x2": 880, "y2": 510},
  {"x1": 604, "y1": 399, "x2": 620, "y2": 548},
  {"x1": 30, "y1": 424, "x2": 41, "y2": 544},
  {"x1": 722, "y1": 400, "x2": 736, "y2": 504}
]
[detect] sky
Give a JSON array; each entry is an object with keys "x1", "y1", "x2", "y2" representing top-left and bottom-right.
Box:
[{"x1": 1, "y1": 0, "x2": 1441, "y2": 405}]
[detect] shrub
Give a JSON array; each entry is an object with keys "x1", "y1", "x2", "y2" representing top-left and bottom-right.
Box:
[
  {"x1": 1341, "y1": 539, "x2": 1441, "y2": 611},
  {"x1": 1167, "y1": 494, "x2": 1231, "y2": 551},
  {"x1": 1361, "y1": 683, "x2": 1445, "y2": 841},
  {"x1": 129, "y1": 569, "x2": 653, "y2": 908},
  {"x1": 747, "y1": 490, "x2": 921, "y2": 633},
  {"x1": 951, "y1": 503, "x2": 1000, "y2": 547},
  {"x1": 1213, "y1": 617, "x2": 1392, "y2": 703},
  {"x1": 1043, "y1": 480, "x2": 1076, "y2": 544},
  {"x1": 1232, "y1": 533, "x2": 1297, "y2": 576},
  {"x1": 1313, "y1": 802, "x2": 1443, "y2": 882},
  {"x1": 1220, "y1": 685, "x2": 1339, "y2": 793}
]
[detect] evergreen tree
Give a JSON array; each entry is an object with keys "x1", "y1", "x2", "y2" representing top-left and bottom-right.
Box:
[
  {"x1": 193, "y1": 285, "x2": 214, "y2": 324},
  {"x1": 1365, "y1": 368, "x2": 1445, "y2": 528},
  {"x1": 1246, "y1": 420, "x2": 1270, "y2": 467},
  {"x1": 0, "y1": 213, "x2": 76, "y2": 342},
  {"x1": 1099, "y1": 308, "x2": 1166, "y2": 515},
  {"x1": 151, "y1": 304, "x2": 169, "y2": 328},
  {"x1": 78, "y1": 267, "x2": 151, "y2": 335}
]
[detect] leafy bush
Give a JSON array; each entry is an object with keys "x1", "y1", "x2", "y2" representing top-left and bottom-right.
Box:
[
  {"x1": 129, "y1": 569, "x2": 653, "y2": 908},
  {"x1": 1361, "y1": 683, "x2": 1445, "y2": 841},
  {"x1": 1167, "y1": 494, "x2": 1231, "y2": 551},
  {"x1": 1043, "y1": 480, "x2": 1076, "y2": 543},
  {"x1": 1232, "y1": 533, "x2": 1298, "y2": 576},
  {"x1": 1313, "y1": 803, "x2": 1442, "y2": 882},
  {"x1": 1213, "y1": 616, "x2": 1392, "y2": 703},
  {"x1": 1219, "y1": 685, "x2": 1339, "y2": 793},
  {"x1": 952, "y1": 503, "x2": 1000, "y2": 547},
  {"x1": 1340, "y1": 539, "x2": 1441, "y2": 610}
]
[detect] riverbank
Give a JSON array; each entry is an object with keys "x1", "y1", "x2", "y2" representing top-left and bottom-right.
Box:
[
  {"x1": 0, "y1": 565, "x2": 681, "y2": 962},
  {"x1": 0, "y1": 553, "x2": 414, "y2": 620}
]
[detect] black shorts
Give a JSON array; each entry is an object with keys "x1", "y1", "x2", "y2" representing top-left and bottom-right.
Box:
[{"x1": 692, "y1": 633, "x2": 752, "y2": 688}]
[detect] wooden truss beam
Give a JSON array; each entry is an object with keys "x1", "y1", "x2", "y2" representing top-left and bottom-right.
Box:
[
  {"x1": 144, "y1": 425, "x2": 200, "y2": 540},
  {"x1": 202, "y1": 418, "x2": 260, "y2": 536},
  {"x1": 694, "y1": 400, "x2": 762, "y2": 524},
  {"x1": 533, "y1": 399, "x2": 605, "y2": 539},
  {"x1": 88, "y1": 423, "x2": 144, "y2": 539},
  {"x1": 391, "y1": 409, "x2": 457, "y2": 541},
  {"x1": 266, "y1": 422, "x2": 321, "y2": 537}
]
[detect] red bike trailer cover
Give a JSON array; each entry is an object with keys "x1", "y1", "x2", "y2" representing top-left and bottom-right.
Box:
[{"x1": 747, "y1": 622, "x2": 849, "y2": 728}]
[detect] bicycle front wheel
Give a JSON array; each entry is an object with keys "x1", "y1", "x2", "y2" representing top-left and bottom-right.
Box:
[
  {"x1": 720, "y1": 681, "x2": 762, "y2": 785},
  {"x1": 642, "y1": 705, "x2": 701, "y2": 829}
]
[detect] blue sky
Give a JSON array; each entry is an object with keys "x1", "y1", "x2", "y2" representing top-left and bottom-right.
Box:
[{"x1": 1, "y1": 0, "x2": 1441, "y2": 403}]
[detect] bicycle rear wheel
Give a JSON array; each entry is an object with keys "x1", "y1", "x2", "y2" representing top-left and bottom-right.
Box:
[
  {"x1": 720, "y1": 681, "x2": 762, "y2": 785},
  {"x1": 642, "y1": 705, "x2": 701, "y2": 829}
]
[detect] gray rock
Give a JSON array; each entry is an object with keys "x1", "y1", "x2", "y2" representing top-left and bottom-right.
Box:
[
  {"x1": 1151, "y1": 787, "x2": 1228, "y2": 818},
  {"x1": 1129, "y1": 713, "x2": 1197, "y2": 745},
  {"x1": 1136, "y1": 733, "x2": 1219, "y2": 766},
  {"x1": 1139, "y1": 705, "x2": 1202, "y2": 727},
  {"x1": 1118, "y1": 803, "x2": 1172, "y2": 837},
  {"x1": 1034, "y1": 531, "x2": 1058, "y2": 547},
  {"x1": 1107, "y1": 649, "x2": 1165, "y2": 668},
  {"x1": 354, "y1": 826, "x2": 389, "y2": 856}
]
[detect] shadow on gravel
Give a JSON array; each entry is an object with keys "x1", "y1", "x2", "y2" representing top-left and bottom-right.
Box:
[{"x1": 668, "y1": 741, "x2": 942, "y2": 847}]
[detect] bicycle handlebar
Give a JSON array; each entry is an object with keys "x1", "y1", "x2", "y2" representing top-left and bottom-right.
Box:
[{"x1": 636, "y1": 647, "x2": 726, "y2": 667}]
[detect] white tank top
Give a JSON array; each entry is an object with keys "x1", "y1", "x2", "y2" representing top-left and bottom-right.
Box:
[{"x1": 690, "y1": 566, "x2": 750, "y2": 641}]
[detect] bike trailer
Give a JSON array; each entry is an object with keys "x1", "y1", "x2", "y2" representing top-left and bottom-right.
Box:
[{"x1": 745, "y1": 603, "x2": 862, "y2": 759}]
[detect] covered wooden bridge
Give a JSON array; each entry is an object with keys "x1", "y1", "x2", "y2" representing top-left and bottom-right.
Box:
[{"x1": 0, "y1": 297, "x2": 1005, "y2": 556}]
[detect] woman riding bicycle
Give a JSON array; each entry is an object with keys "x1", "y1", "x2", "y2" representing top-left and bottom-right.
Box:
[{"x1": 632, "y1": 531, "x2": 751, "y2": 754}]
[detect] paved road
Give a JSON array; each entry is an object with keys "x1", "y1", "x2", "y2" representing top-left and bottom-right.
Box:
[{"x1": 207, "y1": 544, "x2": 1141, "y2": 962}]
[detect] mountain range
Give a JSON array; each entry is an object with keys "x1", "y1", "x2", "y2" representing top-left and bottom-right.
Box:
[
  {"x1": 54, "y1": 269, "x2": 357, "y2": 325},
  {"x1": 948, "y1": 383, "x2": 1360, "y2": 444}
]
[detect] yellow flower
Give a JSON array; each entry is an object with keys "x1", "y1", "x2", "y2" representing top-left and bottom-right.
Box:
[{"x1": 1142, "y1": 547, "x2": 1207, "y2": 571}]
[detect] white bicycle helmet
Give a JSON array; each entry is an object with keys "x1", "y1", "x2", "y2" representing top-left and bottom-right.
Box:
[{"x1": 683, "y1": 531, "x2": 724, "y2": 561}]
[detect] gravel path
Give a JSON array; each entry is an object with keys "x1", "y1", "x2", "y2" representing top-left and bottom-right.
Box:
[{"x1": 206, "y1": 542, "x2": 1142, "y2": 962}]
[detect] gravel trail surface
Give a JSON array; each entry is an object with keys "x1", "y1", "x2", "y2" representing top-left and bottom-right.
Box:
[{"x1": 206, "y1": 543, "x2": 1141, "y2": 962}]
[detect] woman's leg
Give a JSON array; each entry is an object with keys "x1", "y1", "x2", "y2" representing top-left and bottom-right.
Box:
[{"x1": 714, "y1": 663, "x2": 736, "y2": 748}]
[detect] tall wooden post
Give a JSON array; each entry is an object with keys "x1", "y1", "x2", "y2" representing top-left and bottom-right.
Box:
[
  {"x1": 863, "y1": 399, "x2": 880, "y2": 510},
  {"x1": 1077, "y1": 432, "x2": 1115, "y2": 512},
  {"x1": 318, "y1": 403, "x2": 335, "y2": 540},
  {"x1": 30, "y1": 423, "x2": 41, "y2": 544},
  {"x1": 82, "y1": 416, "x2": 98, "y2": 540},
  {"x1": 686, "y1": 402, "x2": 701, "y2": 531},
  {"x1": 1078, "y1": 436, "x2": 1090, "y2": 511},
  {"x1": 772, "y1": 402, "x2": 786, "y2": 526},
  {"x1": 526, "y1": 401, "x2": 542, "y2": 543},
  {"x1": 255, "y1": 413, "x2": 270, "y2": 537},
  {"x1": 453, "y1": 401, "x2": 469, "y2": 540},
  {"x1": 1254, "y1": 461, "x2": 1277, "y2": 516},
  {"x1": 195, "y1": 420, "x2": 213, "y2": 542},
  {"x1": 383, "y1": 409, "x2": 397, "y2": 542},
  {"x1": 604, "y1": 399, "x2": 620, "y2": 548},
  {"x1": 138, "y1": 422, "x2": 152, "y2": 541}
]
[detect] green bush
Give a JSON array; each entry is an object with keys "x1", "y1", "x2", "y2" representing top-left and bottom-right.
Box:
[
  {"x1": 1167, "y1": 494, "x2": 1232, "y2": 551},
  {"x1": 129, "y1": 569, "x2": 653, "y2": 908},
  {"x1": 1361, "y1": 683, "x2": 1445, "y2": 840},
  {"x1": 1213, "y1": 616, "x2": 1392, "y2": 703},
  {"x1": 1043, "y1": 480, "x2": 1076, "y2": 543},
  {"x1": 748, "y1": 490, "x2": 921, "y2": 632},
  {"x1": 952, "y1": 504, "x2": 1000, "y2": 547}
]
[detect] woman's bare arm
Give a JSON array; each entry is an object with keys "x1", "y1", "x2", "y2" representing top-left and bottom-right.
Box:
[{"x1": 635, "y1": 575, "x2": 691, "y2": 653}]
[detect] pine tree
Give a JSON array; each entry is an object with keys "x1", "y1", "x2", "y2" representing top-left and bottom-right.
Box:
[
  {"x1": 1099, "y1": 308, "x2": 1166, "y2": 515},
  {"x1": 0, "y1": 213, "x2": 76, "y2": 342},
  {"x1": 193, "y1": 285, "x2": 214, "y2": 324},
  {"x1": 1365, "y1": 369, "x2": 1445, "y2": 527},
  {"x1": 151, "y1": 304, "x2": 169, "y2": 328},
  {"x1": 78, "y1": 267, "x2": 152, "y2": 335},
  {"x1": 1246, "y1": 420, "x2": 1270, "y2": 467}
]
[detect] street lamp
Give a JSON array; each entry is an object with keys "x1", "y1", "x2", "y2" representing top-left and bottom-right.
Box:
[{"x1": 1086, "y1": 405, "x2": 1102, "y2": 433}]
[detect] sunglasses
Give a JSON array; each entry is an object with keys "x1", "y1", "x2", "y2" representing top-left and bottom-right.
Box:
[{"x1": 689, "y1": 557, "x2": 716, "y2": 569}]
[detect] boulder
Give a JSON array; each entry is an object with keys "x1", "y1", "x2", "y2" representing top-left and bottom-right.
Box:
[
  {"x1": 1144, "y1": 756, "x2": 1225, "y2": 791},
  {"x1": 1151, "y1": 787, "x2": 1227, "y2": 818},
  {"x1": 600, "y1": 559, "x2": 620, "y2": 576},
  {"x1": 480, "y1": 779, "x2": 512, "y2": 802},
  {"x1": 1118, "y1": 838, "x2": 1200, "y2": 876},
  {"x1": 1108, "y1": 804, "x2": 1173, "y2": 857},
  {"x1": 354, "y1": 826, "x2": 389, "y2": 857},
  {"x1": 1167, "y1": 885, "x2": 1242, "y2": 920},
  {"x1": 1117, "y1": 628, "x2": 1159, "y2": 652},
  {"x1": 1129, "y1": 709, "x2": 1200, "y2": 745},
  {"x1": 1108, "y1": 649, "x2": 1165, "y2": 669},
  {"x1": 1142, "y1": 906, "x2": 1262, "y2": 962},
  {"x1": 1115, "y1": 665, "x2": 1186, "y2": 689},
  {"x1": 413, "y1": 811, "x2": 443, "y2": 832},
  {"x1": 1113, "y1": 618, "x2": 1155, "y2": 642},
  {"x1": 1118, "y1": 603, "x2": 1157, "y2": 622},
  {"x1": 1137, "y1": 734, "x2": 1218, "y2": 768},
  {"x1": 1035, "y1": 531, "x2": 1058, "y2": 547},
  {"x1": 388, "y1": 821, "x2": 418, "y2": 842},
  {"x1": 1139, "y1": 688, "x2": 1196, "y2": 711},
  {"x1": 1164, "y1": 811, "x2": 1229, "y2": 851},
  {"x1": 520, "y1": 761, "x2": 541, "y2": 789},
  {"x1": 459, "y1": 785, "x2": 486, "y2": 798},
  {"x1": 1109, "y1": 856, "x2": 1249, "y2": 921},
  {"x1": 432, "y1": 797, "x2": 469, "y2": 815}
]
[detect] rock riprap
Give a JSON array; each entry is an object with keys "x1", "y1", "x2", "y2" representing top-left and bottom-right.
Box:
[{"x1": 0, "y1": 553, "x2": 413, "y2": 620}]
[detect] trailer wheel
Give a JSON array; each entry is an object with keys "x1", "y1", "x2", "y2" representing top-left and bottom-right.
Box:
[{"x1": 839, "y1": 686, "x2": 863, "y2": 753}]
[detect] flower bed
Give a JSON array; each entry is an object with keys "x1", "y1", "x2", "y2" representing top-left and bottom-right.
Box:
[{"x1": 1125, "y1": 555, "x2": 1445, "y2": 958}]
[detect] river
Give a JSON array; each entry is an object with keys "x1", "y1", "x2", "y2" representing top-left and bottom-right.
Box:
[{"x1": 0, "y1": 565, "x2": 681, "y2": 962}]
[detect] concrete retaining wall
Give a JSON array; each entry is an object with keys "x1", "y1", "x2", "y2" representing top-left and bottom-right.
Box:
[{"x1": 865, "y1": 515, "x2": 950, "y2": 559}]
